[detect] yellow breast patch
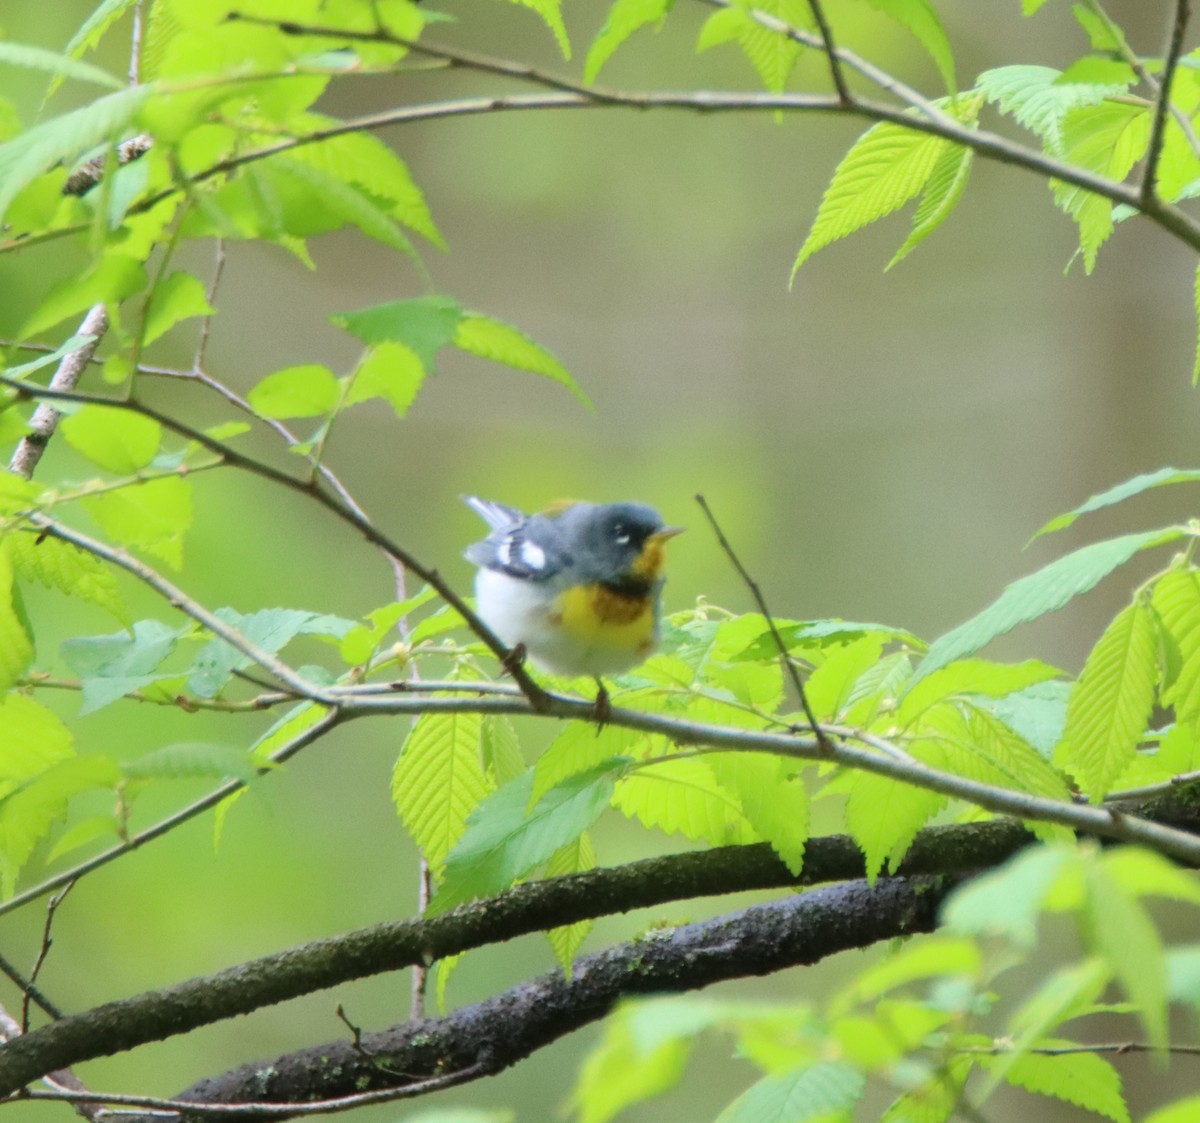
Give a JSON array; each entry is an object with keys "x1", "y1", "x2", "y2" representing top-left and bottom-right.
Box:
[{"x1": 553, "y1": 584, "x2": 656, "y2": 652}]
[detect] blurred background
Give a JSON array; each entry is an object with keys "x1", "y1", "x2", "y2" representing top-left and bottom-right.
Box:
[{"x1": 2, "y1": 1, "x2": 1198, "y2": 1119}]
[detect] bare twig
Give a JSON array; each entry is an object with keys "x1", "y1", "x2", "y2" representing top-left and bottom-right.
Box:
[
  {"x1": 22, "y1": 883, "x2": 75, "y2": 1033},
  {"x1": 8, "y1": 305, "x2": 108, "y2": 479},
  {"x1": 1143, "y1": 0, "x2": 1192, "y2": 202},
  {"x1": 19, "y1": 1062, "x2": 487, "y2": 1117},
  {"x1": 129, "y1": 0, "x2": 146, "y2": 87},
  {"x1": 193, "y1": 237, "x2": 226, "y2": 373},
  {"x1": 803, "y1": 0, "x2": 851, "y2": 105},
  {"x1": 695, "y1": 494, "x2": 831, "y2": 752},
  {"x1": 0, "y1": 1005, "x2": 102, "y2": 1123}
]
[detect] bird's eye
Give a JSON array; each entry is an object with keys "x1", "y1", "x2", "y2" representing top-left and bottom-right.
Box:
[{"x1": 613, "y1": 524, "x2": 631, "y2": 546}]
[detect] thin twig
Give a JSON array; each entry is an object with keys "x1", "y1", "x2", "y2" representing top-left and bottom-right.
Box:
[
  {"x1": 128, "y1": 0, "x2": 145, "y2": 87},
  {"x1": 695, "y1": 494, "x2": 831, "y2": 752},
  {"x1": 0, "y1": 952, "x2": 62, "y2": 1020},
  {"x1": 19, "y1": 1062, "x2": 487, "y2": 1117},
  {"x1": 8, "y1": 305, "x2": 108, "y2": 480},
  {"x1": 0, "y1": 1005, "x2": 102, "y2": 1123},
  {"x1": 1143, "y1": 0, "x2": 1192, "y2": 203},
  {"x1": 803, "y1": 0, "x2": 851, "y2": 105},
  {"x1": 193, "y1": 237, "x2": 226, "y2": 372},
  {"x1": 22, "y1": 882, "x2": 75, "y2": 1033}
]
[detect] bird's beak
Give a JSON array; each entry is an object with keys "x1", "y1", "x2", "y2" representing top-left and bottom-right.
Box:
[{"x1": 649, "y1": 527, "x2": 685, "y2": 545}]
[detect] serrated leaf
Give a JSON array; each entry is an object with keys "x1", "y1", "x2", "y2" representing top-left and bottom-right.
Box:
[
  {"x1": 333, "y1": 296, "x2": 462, "y2": 370},
  {"x1": 977, "y1": 65, "x2": 1127, "y2": 154},
  {"x1": 480, "y1": 714, "x2": 526, "y2": 786},
  {"x1": 142, "y1": 271, "x2": 215, "y2": 346},
  {"x1": 431, "y1": 764, "x2": 617, "y2": 915},
  {"x1": 804, "y1": 635, "x2": 886, "y2": 720},
  {"x1": 392, "y1": 708, "x2": 491, "y2": 873},
  {"x1": 912, "y1": 528, "x2": 1181, "y2": 685},
  {"x1": 1102, "y1": 846, "x2": 1200, "y2": 906},
  {"x1": 587, "y1": 0, "x2": 674, "y2": 82},
  {"x1": 898, "y1": 658, "x2": 1062, "y2": 725},
  {"x1": 886, "y1": 140, "x2": 973, "y2": 269},
  {"x1": 570, "y1": 1005, "x2": 694, "y2": 1123},
  {"x1": 247, "y1": 364, "x2": 341, "y2": 419},
  {"x1": 8, "y1": 533, "x2": 127, "y2": 621},
  {"x1": 0, "y1": 694, "x2": 75, "y2": 788},
  {"x1": 614, "y1": 755, "x2": 752, "y2": 845},
  {"x1": 544, "y1": 829, "x2": 596, "y2": 973},
  {"x1": 344, "y1": 341, "x2": 425, "y2": 417},
  {"x1": 62, "y1": 617, "x2": 179, "y2": 713},
  {"x1": 942, "y1": 845, "x2": 1073, "y2": 946},
  {"x1": 268, "y1": 157, "x2": 417, "y2": 257},
  {"x1": 188, "y1": 607, "x2": 352, "y2": 699},
  {"x1": 793, "y1": 117, "x2": 952, "y2": 274},
  {"x1": 716, "y1": 1062, "x2": 865, "y2": 1123},
  {"x1": 1152, "y1": 566, "x2": 1200, "y2": 731},
  {"x1": 0, "y1": 83, "x2": 149, "y2": 222},
  {"x1": 1036, "y1": 467, "x2": 1200, "y2": 537},
  {"x1": 533, "y1": 722, "x2": 639, "y2": 803},
  {"x1": 864, "y1": 0, "x2": 956, "y2": 91},
  {"x1": 1083, "y1": 862, "x2": 1168, "y2": 1048},
  {"x1": 49, "y1": 0, "x2": 140, "y2": 100},
  {"x1": 1060, "y1": 600, "x2": 1157, "y2": 800},
  {"x1": 709, "y1": 752, "x2": 809, "y2": 874},
  {"x1": 988, "y1": 1047, "x2": 1129, "y2": 1123},
  {"x1": 455, "y1": 313, "x2": 590, "y2": 405},
  {"x1": 122, "y1": 742, "x2": 259, "y2": 782},
  {"x1": 845, "y1": 759, "x2": 947, "y2": 881},
  {"x1": 23, "y1": 254, "x2": 147, "y2": 339},
  {"x1": 83, "y1": 474, "x2": 193, "y2": 569},
  {"x1": 0, "y1": 546, "x2": 33, "y2": 691},
  {"x1": 0, "y1": 42, "x2": 123, "y2": 90},
  {"x1": 511, "y1": 0, "x2": 571, "y2": 58},
  {"x1": 61, "y1": 405, "x2": 161, "y2": 472}
]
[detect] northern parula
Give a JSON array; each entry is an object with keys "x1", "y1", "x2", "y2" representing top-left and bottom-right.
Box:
[{"x1": 463, "y1": 496, "x2": 683, "y2": 679}]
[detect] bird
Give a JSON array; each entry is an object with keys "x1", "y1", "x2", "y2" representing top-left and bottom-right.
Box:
[{"x1": 462, "y1": 497, "x2": 683, "y2": 702}]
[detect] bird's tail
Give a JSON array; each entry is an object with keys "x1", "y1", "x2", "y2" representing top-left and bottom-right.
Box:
[{"x1": 462, "y1": 495, "x2": 523, "y2": 530}]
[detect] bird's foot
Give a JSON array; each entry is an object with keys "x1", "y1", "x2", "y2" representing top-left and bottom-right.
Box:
[
  {"x1": 592, "y1": 678, "x2": 611, "y2": 727},
  {"x1": 500, "y1": 643, "x2": 527, "y2": 678}
]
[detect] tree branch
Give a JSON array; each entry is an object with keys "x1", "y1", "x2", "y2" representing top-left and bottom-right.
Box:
[
  {"x1": 1143, "y1": 0, "x2": 1192, "y2": 203},
  {"x1": 0, "y1": 875, "x2": 955, "y2": 1107}
]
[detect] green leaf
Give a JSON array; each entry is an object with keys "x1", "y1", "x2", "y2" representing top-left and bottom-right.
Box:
[
  {"x1": 845, "y1": 759, "x2": 947, "y2": 881},
  {"x1": 142, "y1": 271, "x2": 215, "y2": 346},
  {"x1": 897, "y1": 658, "x2": 1062, "y2": 725},
  {"x1": 543, "y1": 829, "x2": 596, "y2": 972},
  {"x1": 1035, "y1": 467, "x2": 1200, "y2": 537},
  {"x1": 1102, "y1": 846, "x2": 1200, "y2": 906},
  {"x1": 1059, "y1": 600, "x2": 1158, "y2": 800},
  {"x1": 122, "y1": 742, "x2": 259, "y2": 783},
  {"x1": 23, "y1": 254, "x2": 147, "y2": 338},
  {"x1": 455, "y1": 314, "x2": 590, "y2": 406},
  {"x1": 831, "y1": 936, "x2": 982, "y2": 1017},
  {"x1": 511, "y1": 0, "x2": 571, "y2": 58},
  {"x1": 977, "y1": 65, "x2": 1127, "y2": 154},
  {"x1": 2, "y1": 333, "x2": 99, "y2": 382},
  {"x1": 0, "y1": 547, "x2": 33, "y2": 691},
  {"x1": 712, "y1": 0, "x2": 812, "y2": 96},
  {"x1": 613, "y1": 755, "x2": 753, "y2": 845},
  {"x1": 1083, "y1": 862, "x2": 1168, "y2": 1048},
  {"x1": 61, "y1": 405, "x2": 161, "y2": 473},
  {"x1": 61, "y1": 618, "x2": 179, "y2": 713},
  {"x1": 392, "y1": 708, "x2": 491, "y2": 873},
  {"x1": 886, "y1": 140, "x2": 973, "y2": 269},
  {"x1": 50, "y1": 0, "x2": 140, "y2": 100},
  {"x1": 804, "y1": 635, "x2": 886, "y2": 720},
  {"x1": 480, "y1": 714, "x2": 526, "y2": 787},
  {"x1": 974, "y1": 679, "x2": 1070, "y2": 757},
  {"x1": 1145, "y1": 1098, "x2": 1200, "y2": 1123},
  {"x1": 0, "y1": 42, "x2": 123, "y2": 90},
  {"x1": 267, "y1": 157, "x2": 417, "y2": 257},
  {"x1": 285, "y1": 123, "x2": 444, "y2": 248},
  {"x1": 247, "y1": 364, "x2": 341, "y2": 419},
  {"x1": 716, "y1": 1062, "x2": 866, "y2": 1123},
  {"x1": 793, "y1": 115, "x2": 953, "y2": 274},
  {"x1": 585, "y1": 0, "x2": 674, "y2": 82},
  {"x1": 344, "y1": 342, "x2": 426, "y2": 418},
  {"x1": 0, "y1": 694, "x2": 75, "y2": 789},
  {"x1": 942, "y1": 844, "x2": 1074, "y2": 947},
  {"x1": 188, "y1": 607, "x2": 352, "y2": 699},
  {"x1": 912, "y1": 528, "x2": 1181, "y2": 685},
  {"x1": 431, "y1": 764, "x2": 618, "y2": 915},
  {"x1": 709, "y1": 753, "x2": 809, "y2": 874},
  {"x1": 863, "y1": 0, "x2": 956, "y2": 91},
  {"x1": 8, "y1": 533, "x2": 127, "y2": 621},
  {"x1": 333, "y1": 296, "x2": 462, "y2": 369},
  {"x1": 989, "y1": 1047, "x2": 1129, "y2": 1123},
  {"x1": 1053, "y1": 101, "x2": 1149, "y2": 272},
  {"x1": 0, "y1": 83, "x2": 149, "y2": 222},
  {"x1": 1194, "y1": 264, "x2": 1200, "y2": 385},
  {"x1": 1152, "y1": 567, "x2": 1200, "y2": 729},
  {"x1": 533, "y1": 721, "x2": 639, "y2": 803},
  {"x1": 83, "y1": 475, "x2": 193, "y2": 568},
  {"x1": 571, "y1": 1003, "x2": 694, "y2": 1123}
]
